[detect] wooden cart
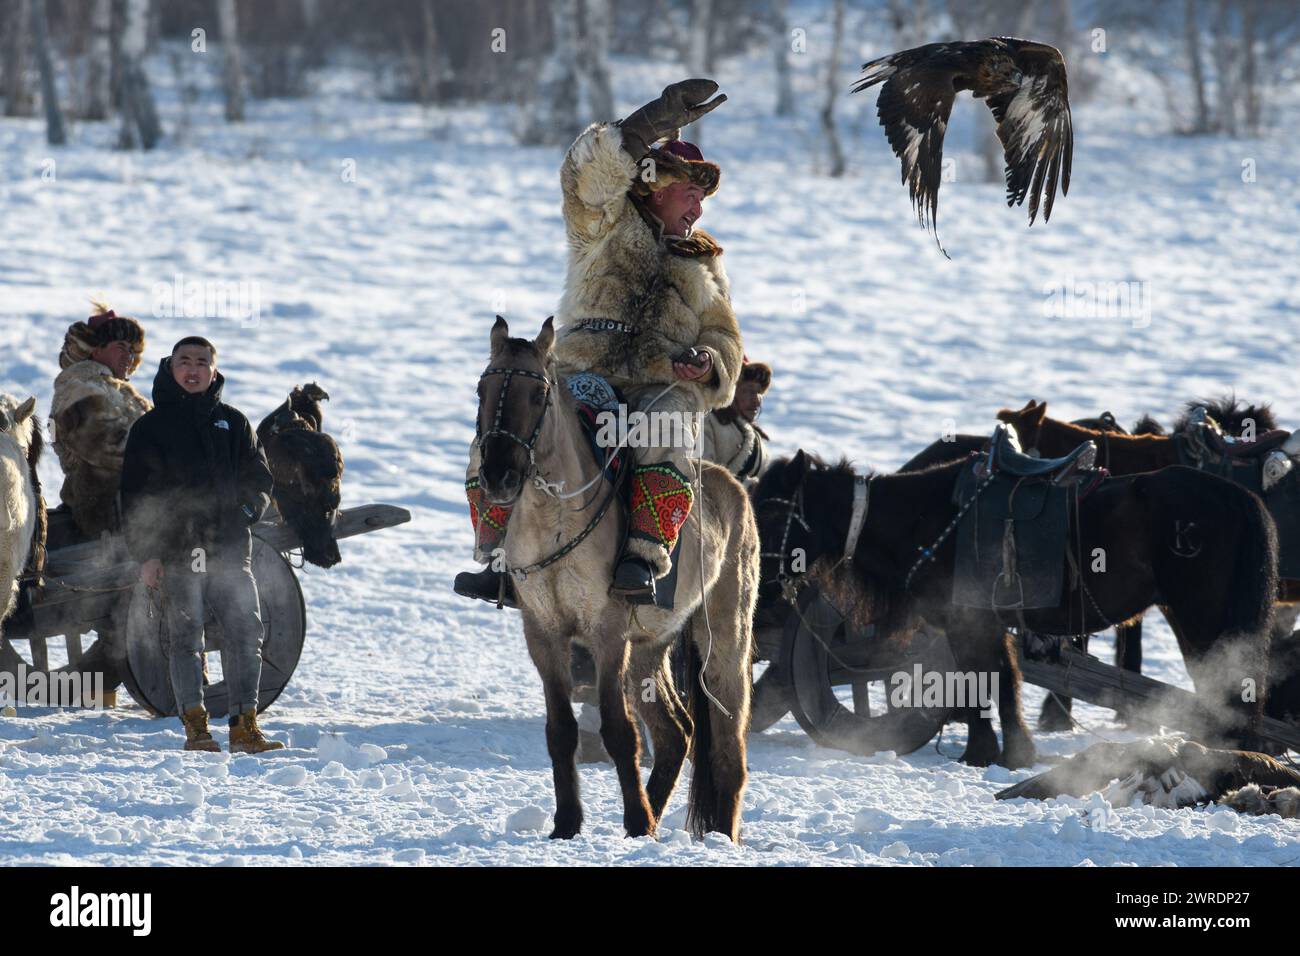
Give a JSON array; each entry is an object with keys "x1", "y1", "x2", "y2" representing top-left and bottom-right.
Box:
[{"x1": 1, "y1": 503, "x2": 410, "y2": 717}]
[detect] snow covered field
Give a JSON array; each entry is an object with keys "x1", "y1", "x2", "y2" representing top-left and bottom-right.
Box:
[{"x1": 1, "y1": 29, "x2": 1299, "y2": 866}]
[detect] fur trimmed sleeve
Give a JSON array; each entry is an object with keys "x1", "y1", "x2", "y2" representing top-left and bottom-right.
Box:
[
  {"x1": 688, "y1": 270, "x2": 743, "y2": 409},
  {"x1": 560, "y1": 122, "x2": 640, "y2": 249}
]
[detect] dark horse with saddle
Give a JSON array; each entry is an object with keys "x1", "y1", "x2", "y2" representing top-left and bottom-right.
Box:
[{"x1": 749, "y1": 405, "x2": 1300, "y2": 767}]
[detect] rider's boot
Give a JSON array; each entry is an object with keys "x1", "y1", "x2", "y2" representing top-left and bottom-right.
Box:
[
  {"x1": 612, "y1": 462, "x2": 694, "y2": 605},
  {"x1": 453, "y1": 566, "x2": 519, "y2": 608},
  {"x1": 611, "y1": 555, "x2": 656, "y2": 604},
  {"x1": 460, "y1": 477, "x2": 517, "y2": 607}
]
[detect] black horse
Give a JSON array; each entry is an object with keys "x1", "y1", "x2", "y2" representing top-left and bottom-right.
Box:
[
  {"x1": 753, "y1": 449, "x2": 1278, "y2": 767},
  {"x1": 893, "y1": 412, "x2": 1155, "y2": 731}
]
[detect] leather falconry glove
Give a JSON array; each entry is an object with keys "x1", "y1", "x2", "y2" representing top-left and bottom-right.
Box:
[{"x1": 617, "y1": 78, "x2": 727, "y2": 160}]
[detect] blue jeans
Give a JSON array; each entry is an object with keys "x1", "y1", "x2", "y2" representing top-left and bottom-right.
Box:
[{"x1": 162, "y1": 555, "x2": 264, "y2": 717}]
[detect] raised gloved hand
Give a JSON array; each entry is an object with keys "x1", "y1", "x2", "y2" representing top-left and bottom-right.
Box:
[{"x1": 618, "y1": 79, "x2": 727, "y2": 160}]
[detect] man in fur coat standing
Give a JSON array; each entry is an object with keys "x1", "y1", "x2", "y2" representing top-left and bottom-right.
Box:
[
  {"x1": 50, "y1": 305, "x2": 151, "y2": 539},
  {"x1": 458, "y1": 78, "x2": 742, "y2": 605}
]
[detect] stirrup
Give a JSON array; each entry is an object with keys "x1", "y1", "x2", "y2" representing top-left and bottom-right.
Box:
[
  {"x1": 453, "y1": 567, "x2": 519, "y2": 609},
  {"x1": 610, "y1": 557, "x2": 656, "y2": 605}
]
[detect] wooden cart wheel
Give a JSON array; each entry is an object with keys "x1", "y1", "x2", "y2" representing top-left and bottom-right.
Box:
[
  {"x1": 122, "y1": 542, "x2": 306, "y2": 718},
  {"x1": 782, "y1": 585, "x2": 956, "y2": 756},
  {"x1": 749, "y1": 661, "x2": 793, "y2": 733},
  {"x1": 0, "y1": 598, "x2": 120, "y2": 706}
]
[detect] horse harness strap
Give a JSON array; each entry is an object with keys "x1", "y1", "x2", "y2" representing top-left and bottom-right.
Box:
[
  {"x1": 477, "y1": 361, "x2": 628, "y2": 581},
  {"x1": 505, "y1": 469, "x2": 624, "y2": 582},
  {"x1": 477, "y1": 366, "x2": 552, "y2": 472},
  {"x1": 904, "y1": 469, "x2": 995, "y2": 592},
  {"x1": 842, "y1": 474, "x2": 871, "y2": 565}
]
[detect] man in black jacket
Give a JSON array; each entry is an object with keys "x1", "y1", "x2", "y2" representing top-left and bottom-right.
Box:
[{"x1": 120, "y1": 336, "x2": 283, "y2": 753}]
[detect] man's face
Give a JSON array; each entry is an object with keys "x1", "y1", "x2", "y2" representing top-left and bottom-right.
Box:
[
  {"x1": 90, "y1": 339, "x2": 134, "y2": 379},
  {"x1": 651, "y1": 182, "x2": 704, "y2": 237},
  {"x1": 172, "y1": 345, "x2": 215, "y2": 394},
  {"x1": 732, "y1": 380, "x2": 763, "y2": 422}
]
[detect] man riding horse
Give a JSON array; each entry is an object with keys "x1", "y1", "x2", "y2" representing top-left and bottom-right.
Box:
[{"x1": 456, "y1": 78, "x2": 742, "y2": 605}]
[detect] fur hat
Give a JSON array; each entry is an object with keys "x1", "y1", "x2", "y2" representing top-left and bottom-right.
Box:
[
  {"x1": 740, "y1": 360, "x2": 772, "y2": 394},
  {"x1": 631, "y1": 139, "x2": 720, "y2": 199},
  {"x1": 59, "y1": 302, "x2": 146, "y2": 373}
]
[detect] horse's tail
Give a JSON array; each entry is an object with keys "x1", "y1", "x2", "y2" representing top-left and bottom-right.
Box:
[
  {"x1": 1219, "y1": 478, "x2": 1279, "y2": 731},
  {"x1": 1221, "y1": 482, "x2": 1278, "y2": 648},
  {"x1": 1143, "y1": 468, "x2": 1277, "y2": 727},
  {"x1": 684, "y1": 629, "x2": 718, "y2": 839}
]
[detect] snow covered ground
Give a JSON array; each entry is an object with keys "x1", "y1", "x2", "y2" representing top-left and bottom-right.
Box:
[{"x1": 1, "y1": 25, "x2": 1299, "y2": 866}]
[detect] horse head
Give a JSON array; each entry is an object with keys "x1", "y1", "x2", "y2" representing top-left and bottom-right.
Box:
[
  {"x1": 0, "y1": 395, "x2": 39, "y2": 464},
  {"x1": 996, "y1": 399, "x2": 1048, "y2": 452},
  {"x1": 476, "y1": 316, "x2": 555, "y2": 506},
  {"x1": 752, "y1": 449, "x2": 827, "y2": 606}
]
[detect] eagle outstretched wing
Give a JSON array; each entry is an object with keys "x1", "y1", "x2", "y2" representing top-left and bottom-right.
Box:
[{"x1": 851, "y1": 37, "x2": 1073, "y2": 251}]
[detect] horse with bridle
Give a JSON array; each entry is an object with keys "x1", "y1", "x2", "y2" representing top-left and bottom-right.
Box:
[
  {"x1": 470, "y1": 317, "x2": 758, "y2": 841},
  {"x1": 752, "y1": 439, "x2": 1279, "y2": 767}
]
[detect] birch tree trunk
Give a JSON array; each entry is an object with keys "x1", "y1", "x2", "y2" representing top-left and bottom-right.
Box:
[
  {"x1": 84, "y1": 0, "x2": 112, "y2": 120},
  {"x1": 576, "y1": 0, "x2": 613, "y2": 122},
  {"x1": 1240, "y1": 0, "x2": 1259, "y2": 134},
  {"x1": 518, "y1": 0, "x2": 580, "y2": 146},
  {"x1": 773, "y1": 0, "x2": 794, "y2": 116},
  {"x1": 31, "y1": 0, "x2": 65, "y2": 144},
  {"x1": 419, "y1": 0, "x2": 439, "y2": 105},
  {"x1": 687, "y1": 0, "x2": 713, "y2": 147},
  {"x1": 821, "y1": 0, "x2": 845, "y2": 177},
  {"x1": 3, "y1": 0, "x2": 34, "y2": 117},
  {"x1": 216, "y1": 0, "x2": 245, "y2": 121},
  {"x1": 1211, "y1": 0, "x2": 1236, "y2": 134},
  {"x1": 1185, "y1": 0, "x2": 1211, "y2": 131},
  {"x1": 116, "y1": 0, "x2": 161, "y2": 149}
]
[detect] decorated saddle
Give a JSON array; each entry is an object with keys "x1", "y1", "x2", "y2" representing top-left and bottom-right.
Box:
[
  {"x1": 951, "y1": 424, "x2": 1102, "y2": 612},
  {"x1": 566, "y1": 372, "x2": 629, "y2": 486},
  {"x1": 1177, "y1": 406, "x2": 1300, "y2": 578},
  {"x1": 567, "y1": 373, "x2": 682, "y2": 610}
]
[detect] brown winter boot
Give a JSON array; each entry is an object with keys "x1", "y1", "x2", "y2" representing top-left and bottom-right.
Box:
[
  {"x1": 228, "y1": 711, "x2": 285, "y2": 754},
  {"x1": 180, "y1": 705, "x2": 221, "y2": 753}
]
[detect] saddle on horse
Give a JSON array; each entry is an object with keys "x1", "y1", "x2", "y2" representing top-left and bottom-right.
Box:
[
  {"x1": 1178, "y1": 405, "x2": 1298, "y2": 491},
  {"x1": 952, "y1": 424, "x2": 1099, "y2": 612},
  {"x1": 1175, "y1": 405, "x2": 1300, "y2": 579},
  {"x1": 457, "y1": 372, "x2": 688, "y2": 610}
]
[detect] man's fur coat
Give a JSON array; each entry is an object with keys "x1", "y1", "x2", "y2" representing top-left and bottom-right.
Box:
[{"x1": 49, "y1": 360, "x2": 151, "y2": 536}]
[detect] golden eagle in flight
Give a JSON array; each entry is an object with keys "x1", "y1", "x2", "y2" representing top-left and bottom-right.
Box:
[{"x1": 851, "y1": 37, "x2": 1074, "y2": 254}]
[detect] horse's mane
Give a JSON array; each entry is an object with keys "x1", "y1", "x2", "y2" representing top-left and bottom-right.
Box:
[
  {"x1": 1174, "y1": 395, "x2": 1278, "y2": 434},
  {"x1": 758, "y1": 452, "x2": 931, "y2": 641},
  {"x1": 27, "y1": 415, "x2": 43, "y2": 470},
  {"x1": 1131, "y1": 413, "x2": 1166, "y2": 436}
]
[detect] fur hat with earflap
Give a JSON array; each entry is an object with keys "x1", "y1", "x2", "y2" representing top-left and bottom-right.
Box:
[
  {"x1": 60, "y1": 302, "x2": 147, "y2": 374},
  {"x1": 739, "y1": 359, "x2": 772, "y2": 394},
  {"x1": 630, "y1": 139, "x2": 721, "y2": 199}
]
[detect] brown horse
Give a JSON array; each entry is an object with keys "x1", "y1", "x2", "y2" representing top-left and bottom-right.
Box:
[{"x1": 997, "y1": 399, "x2": 1300, "y2": 604}]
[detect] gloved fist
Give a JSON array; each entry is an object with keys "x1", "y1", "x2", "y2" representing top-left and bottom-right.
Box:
[
  {"x1": 618, "y1": 78, "x2": 727, "y2": 159},
  {"x1": 659, "y1": 78, "x2": 727, "y2": 126}
]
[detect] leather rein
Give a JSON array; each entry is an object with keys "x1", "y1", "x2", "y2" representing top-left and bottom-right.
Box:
[{"x1": 475, "y1": 364, "x2": 623, "y2": 582}]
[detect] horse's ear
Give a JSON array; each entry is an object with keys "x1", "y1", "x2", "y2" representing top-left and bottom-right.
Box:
[
  {"x1": 536, "y1": 316, "x2": 555, "y2": 355},
  {"x1": 491, "y1": 315, "x2": 509, "y2": 353},
  {"x1": 785, "y1": 449, "x2": 810, "y2": 492},
  {"x1": 14, "y1": 397, "x2": 35, "y2": 423},
  {"x1": 1028, "y1": 400, "x2": 1047, "y2": 424}
]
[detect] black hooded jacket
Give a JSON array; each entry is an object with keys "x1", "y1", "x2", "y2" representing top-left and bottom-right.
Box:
[{"x1": 119, "y1": 359, "x2": 273, "y2": 564}]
